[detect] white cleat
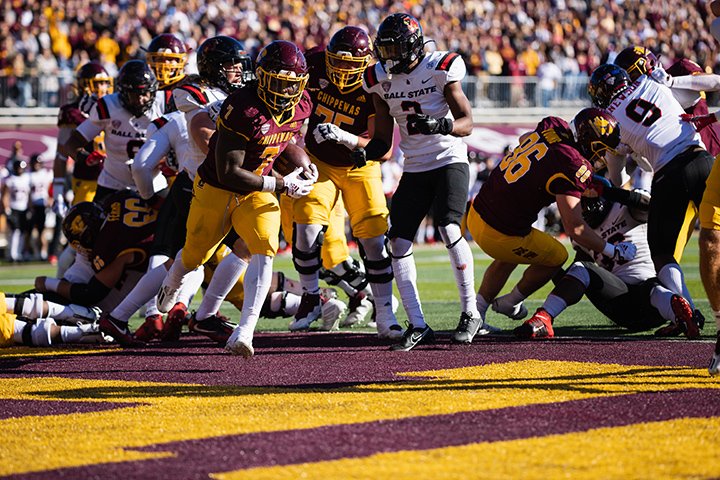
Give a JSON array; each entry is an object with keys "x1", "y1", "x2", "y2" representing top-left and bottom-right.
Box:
[
  {"x1": 157, "y1": 284, "x2": 180, "y2": 314},
  {"x1": 319, "y1": 297, "x2": 348, "y2": 331},
  {"x1": 289, "y1": 293, "x2": 322, "y2": 331},
  {"x1": 225, "y1": 329, "x2": 254, "y2": 358},
  {"x1": 340, "y1": 296, "x2": 373, "y2": 328},
  {"x1": 491, "y1": 298, "x2": 528, "y2": 320}
]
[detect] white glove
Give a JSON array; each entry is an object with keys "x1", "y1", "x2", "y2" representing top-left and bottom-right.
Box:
[
  {"x1": 206, "y1": 100, "x2": 223, "y2": 122},
  {"x1": 304, "y1": 163, "x2": 319, "y2": 183},
  {"x1": 52, "y1": 180, "x2": 68, "y2": 217},
  {"x1": 650, "y1": 66, "x2": 673, "y2": 87},
  {"x1": 282, "y1": 167, "x2": 314, "y2": 199},
  {"x1": 313, "y1": 123, "x2": 359, "y2": 150},
  {"x1": 603, "y1": 241, "x2": 637, "y2": 263}
]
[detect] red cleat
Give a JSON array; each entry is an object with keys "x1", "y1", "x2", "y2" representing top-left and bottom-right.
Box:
[
  {"x1": 134, "y1": 314, "x2": 164, "y2": 342},
  {"x1": 513, "y1": 309, "x2": 554, "y2": 339},
  {"x1": 160, "y1": 302, "x2": 187, "y2": 341},
  {"x1": 99, "y1": 314, "x2": 145, "y2": 347},
  {"x1": 670, "y1": 295, "x2": 699, "y2": 339}
]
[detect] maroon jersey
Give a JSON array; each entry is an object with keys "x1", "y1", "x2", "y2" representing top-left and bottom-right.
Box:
[
  {"x1": 304, "y1": 50, "x2": 375, "y2": 167},
  {"x1": 472, "y1": 117, "x2": 593, "y2": 237},
  {"x1": 58, "y1": 98, "x2": 105, "y2": 181},
  {"x1": 91, "y1": 191, "x2": 157, "y2": 274},
  {"x1": 667, "y1": 59, "x2": 720, "y2": 156},
  {"x1": 198, "y1": 87, "x2": 313, "y2": 194}
]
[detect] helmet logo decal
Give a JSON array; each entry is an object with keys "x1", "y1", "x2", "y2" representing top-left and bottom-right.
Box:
[
  {"x1": 590, "y1": 116, "x2": 614, "y2": 137},
  {"x1": 403, "y1": 16, "x2": 419, "y2": 33},
  {"x1": 69, "y1": 216, "x2": 86, "y2": 236}
]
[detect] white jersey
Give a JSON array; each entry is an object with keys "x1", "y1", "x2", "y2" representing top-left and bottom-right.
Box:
[
  {"x1": 76, "y1": 93, "x2": 164, "y2": 191},
  {"x1": 132, "y1": 111, "x2": 189, "y2": 199},
  {"x1": 574, "y1": 199, "x2": 655, "y2": 285},
  {"x1": 28, "y1": 168, "x2": 53, "y2": 206},
  {"x1": 605, "y1": 75, "x2": 703, "y2": 173},
  {"x1": 362, "y1": 51, "x2": 468, "y2": 173},
  {"x1": 173, "y1": 84, "x2": 227, "y2": 178},
  {"x1": 3, "y1": 173, "x2": 31, "y2": 210}
]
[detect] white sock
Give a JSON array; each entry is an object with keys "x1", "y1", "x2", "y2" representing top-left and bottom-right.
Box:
[
  {"x1": 149, "y1": 254, "x2": 170, "y2": 270},
  {"x1": 657, "y1": 264, "x2": 690, "y2": 303},
  {"x1": 235, "y1": 254, "x2": 274, "y2": 342},
  {"x1": 649, "y1": 285, "x2": 675, "y2": 322},
  {"x1": 143, "y1": 258, "x2": 166, "y2": 317},
  {"x1": 60, "y1": 325, "x2": 84, "y2": 343},
  {"x1": 391, "y1": 237, "x2": 425, "y2": 328},
  {"x1": 111, "y1": 264, "x2": 168, "y2": 322},
  {"x1": 56, "y1": 245, "x2": 76, "y2": 278},
  {"x1": 439, "y1": 224, "x2": 478, "y2": 316},
  {"x1": 541, "y1": 294, "x2": 567, "y2": 319},
  {"x1": 476, "y1": 293, "x2": 490, "y2": 318},
  {"x1": 495, "y1": 286, "x2": 527, "y2": 311},
  {"x1": 164, "y1": 249, "x2": 192, "y2": 292},
  {"x1": 282, "y1": 276, "x2": 303, "y2": 295},
  {"x1": 46, "y1": 301, "x2": 74, "y2": 320},
  {"x1": 176, "y1": 266, "x2": 205, "y2": 307},
  {"x1": 10, "y1": 229, "x2": 21, "y2": 260},
  {"x1": 196, "y1": 254, "x2": 247, "y2": 320},
  {"x1": 144, "y1": 297, "x2": 161, "y2": 318}
]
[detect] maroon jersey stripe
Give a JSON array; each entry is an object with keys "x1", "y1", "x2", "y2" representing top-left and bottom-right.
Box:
[
  {"x1": 152, "y1": 116, "x2": 169, "y2": 130},
  {"x1": 181, "y1": 85, "x2": 209, "y2": 105},
  {"x1": 96, "y1": 98, "x2": 110, "y2": 120},
  {"x1": 436, "y1": 52, "x2": 460, "y2": 71},
  {"x1": 363, "y1": 67, "x2": 379, "y2": 88}
]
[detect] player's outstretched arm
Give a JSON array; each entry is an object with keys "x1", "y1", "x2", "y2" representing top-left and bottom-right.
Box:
[{"x1": 443, "y1": 81, "x2": 473, "y2": 137}]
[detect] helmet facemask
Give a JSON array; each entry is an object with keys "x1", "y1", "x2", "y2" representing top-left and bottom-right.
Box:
[
  {"x1": 256, "y1": 67, "x2": 309, "y2": 113},
  {"x1": 146, "y1": 51, "x2": 187, "y2": 88},
  {"x1": 326, "y1": 49, "x2": 370, "y2": 91}
]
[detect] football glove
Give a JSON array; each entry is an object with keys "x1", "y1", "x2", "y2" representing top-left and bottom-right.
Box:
[
  {"x1": 304, "y1": 163, "x2": 319, "y2": 183},
  {"x1": 650, "y1": 66, "x2": 673, "y2": 87},
  {"x1": 350, "y1": 147, "x2": 367, "y2": 169},
  {"x1": 313, "y1": 123, "x2": 359, "y2": 149},
  {"x1": 52, "y1": 179, "x2": 68, "y2": 217},
  {"x1": 282, "y1": 167, "x2": 314, "y2": 199},
  {"x1": 602, "y1": 241, "x2": 637, "y2": 263},
  {"x1": 680, "y1": 112, "x2": 718, "y2": 131},
  {"x1": 407, "y1": 114, "x2": 453, "y2": 135},
  {"x1": 206, "y1": 100, "x2": 223, "y2": 122}
]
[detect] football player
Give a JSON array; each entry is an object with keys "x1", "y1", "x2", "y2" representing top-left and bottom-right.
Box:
[
  {"x1": 353, "y1": 13, "x2": 479, "y2": 351},
  {"x1": 59, "y1": 60, "x2": 164, "y2": 205},
  {"x1": 33, "y1": 195, "x2": 158, "y2": 346},
  {"x1": 518, "y1": 185, "x2": 699, "y2": 338},
  {"x1": 588, "y1": 63, "x2": 712, "y2": 340},
  {"x1": 157, "y1": 40, "x2": 316, "y2": 358},
  {"x1": 1, "y1": 159, "x2": 31, "y2": 262},
  {"x1": 146, "y1": 33, "x2": 188, "y2": 111},
  {"x1": 288, "y1": 26, "x2": 396, "y2": 335}
]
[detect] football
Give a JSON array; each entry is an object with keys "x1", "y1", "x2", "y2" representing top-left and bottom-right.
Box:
[{"x1": 274, "y1": 142, "x2": 312, "y2": 176}]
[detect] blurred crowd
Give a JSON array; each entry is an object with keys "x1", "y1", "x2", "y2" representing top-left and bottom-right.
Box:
[{"x1": 1, "y1": 0, "x2": 720, "y2": 107}]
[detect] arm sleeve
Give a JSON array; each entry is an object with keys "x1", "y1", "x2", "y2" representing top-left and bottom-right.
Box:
[
  {"x1": 671, "y1": 74, "x2": 720, "y2": 92},
  {"x1": 132, "y1": 127, "x2": 170, "y2": 200}
]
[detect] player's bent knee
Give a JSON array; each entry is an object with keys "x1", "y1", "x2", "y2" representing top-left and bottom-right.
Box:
[
  {"x1": 353, "y1": 214, "x2": 389, "y2": 240},
  {"x1": 565, "y1": 262, "x2": 591, "y2": 288}
]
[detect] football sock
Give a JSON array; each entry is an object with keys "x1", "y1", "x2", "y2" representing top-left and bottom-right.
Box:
[
  {"x1": 495, "y1": 286, "x2": 527, "y2": 311},
  {"x1": 391, "y1": 237, "x2": 425, "y2": 328},
  {"x1": 234, "y1": 254, "x2": 274, "y2": 342},
  {"x1": 148, "y1": 254, "x2": 170, "y2": 270},
  {"x1": 294, "y1": 224, "x2": 324, "y2": 295},
  {"x1": 176, "y1": 266, "x2": 205, "y2": 307},
  {"x1": 439, "y1": 224, "x2": 479, "y2": 316},
  {"x1": 165, "y1": 250, "x2": 192, "y2": 292},
  {"x1": 45, "y1": 301, "x2": 75, "y2": 321},
  {"x1": 196, "y1": 254, "x2": 247, "y2": 320},
  {"x1": 60, "y1": 325, "x2": 84, "y2": 343},
  {"x1": 649, "y1": 285, "x2": 675, "y2": 322},
  {"x1": 541, "y1": 294, "x2": 567, "y2": 319},
  {"x1": 476, "y1": 294, "x2": 490, "y2": 318},
  {"x1": 359, "y1": 236, "x2": 394, "y2": 319},
  {"x1": 111, "y1": 264, "x2": 168, "y2": 322},
  {"x1": 282, "y1": 276, "x2": 304, "y2": 295},
  {"x1": 56, "y1": 245, "x2": 76, "y2": 278},
  {"x1": 657, "y1": 263, "x2": 693, "y2": 307}
]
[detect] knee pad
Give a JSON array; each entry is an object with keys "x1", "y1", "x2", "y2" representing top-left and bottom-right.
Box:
[
  {"x1": 260, "y1": 291, "x2": 288, "y2": 319},
  {"x1": 438, "y1": 223, "x2": 463, "y2": 249},
  {"x1": 292, "y1": 224, "x2": 326, "y2": 274},
  {"x1": 18, "y1": 319, "x2": 56, "y2": 347},
  {"x1": 358, "y1": 241, "x2": 393, "y2": 284},
  {"x1": 320, "y1": 258, "x2": 370, "y2": 292},
  {"x1": 565, "y1": 262, "x2": 591, "y2": 289},
  {"x1": 12, "y1": 293, "x2": 45, "y2": 319}
]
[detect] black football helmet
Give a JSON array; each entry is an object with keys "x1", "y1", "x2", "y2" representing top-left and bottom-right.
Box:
[
  {"x1": 196, "y1": 36, "x2": 255, "y2": 93},
  {"x1": 374, "y1": 13, "x2": 424, "y2": 75},
  {"x1": 614, "y1": 46, "x2": 658, "y2": 82},
  {"x1": 146, "y1": 33, "x2": 187, "y2": 88},
  {"x1": 77, "y1": 62, "x2": 113, "y2": 97},
  {"x1": 581, "y1": 195, "x2": 612, "y2": 229},
  {"x1": 116, "y1": 60, "x2": 158, "y2": 117},
  {"x1": 256, "y1": 40, "x2": 309, "y2": 113},
  {"x1": 588, "y1": 64, "x2": 632, "y2": 108},
  {"x1": 572, "y1": 107, "x2": 622, "y2": 165},
  {"x1": 62, "y1": 202, "x2": 106, "y2": 252},
  {"x1": 326, "y1": 26, "x2": 373, "y2": 92}
]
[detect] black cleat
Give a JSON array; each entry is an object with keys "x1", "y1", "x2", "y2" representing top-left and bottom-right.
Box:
[
  {"x1": 390, "y1": 324, "x2": 435, "y2": 351},
  {"x1": 188, "y1": 313, "x2": 236, "y2": 344}
]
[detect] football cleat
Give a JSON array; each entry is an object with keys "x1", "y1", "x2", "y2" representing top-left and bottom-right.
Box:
[
  {"x1": 160, "y1": 302, "x2": 188, "y2": 341},
  {"x1": 340, "y1": 294, "x2": 373, "y2": 328},
  {"x1": 157, "y1": 283, "x2": 180, "y2": 314},
  {"x1": 74, "y1": 320, "x2": 107, "y2": 344},
  {"x1": 451, "y1": 312, "x2": 484, "y2": 344},
  {"x1": 693, "y1": 309, "x2": 706, "y2": 330},
  {"x1": 98, "y1": 314, "x2": 145, "y2": 347},
  {"x1": 491, "y1": 298, "x2": 528, "y2": 320},
  {"x1": 318, "y1": 291, "x2": 348, "y2": 332},
  {"x1": 670, "y1": 294, "x2": 699, "y2": 339},
  {"x1": 288, "y1": 293, "x2": 322, "y2": 331},
  {"x1": 513, "y1": 309, "x2": 554, "y2": 339},
  {"x1": 710, "y1": 332, "x2": 720, "y2": 376},
  {"x1": 390, "y1": 324, "x2": 435, "y2": 351},
  {"x1": 134, "y1": 314, "x2": 164, "y2": 342},
  {"x1": 188, "y1": 313, "x2": 236, "y2": 344},
  {"x1": 68, "y1": 304, "x2": 102, "y2": 325},
  {"x1": 225, "y1": 328, "x2": 254, "y2": 359}
]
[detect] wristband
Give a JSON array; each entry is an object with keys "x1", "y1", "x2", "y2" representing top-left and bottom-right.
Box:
[
  {"x1": 341, "y1": 133, "x2": 360, "y2": 150},
  {"x1": 602, "y1": 243, "x2": 615, "y2": 258},
  {"x1": 45, "y1": 278, "x2": 61, "y2": 292},
  {"x1": 438, "y1": 117, "x2": 454, "y2": 135},
  {"x1": 261, "y1": 175, "x2": 277, "y2": 192}
]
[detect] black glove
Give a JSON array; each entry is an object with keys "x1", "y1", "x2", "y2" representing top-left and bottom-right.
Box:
[
  {"x1": 350, "y1": 147, "x2": 367, "y2": 169},
  {"x1": 407, "y1": 114, "x2": 453, "y2": 135}
]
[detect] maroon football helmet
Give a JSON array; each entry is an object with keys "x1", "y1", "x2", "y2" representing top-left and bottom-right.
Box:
[
  {"x1": 255, "y1": 40, "x2": 309, "y2": 113},
  {"x1": 146, "y1": 33, "x2": 187, "y2": 88},
  {"x1": 325, "y1": 26, "x2": 373, "y2": 92},
  {"x1": 77, "y1": 62, "x2": 113, "y2": 97},
  {"x1": 614, "y1": 46, "x2": 658, "y2": 82},
  {"x1": 572, "y1": 107, "x2": 622, "y2": 166}
]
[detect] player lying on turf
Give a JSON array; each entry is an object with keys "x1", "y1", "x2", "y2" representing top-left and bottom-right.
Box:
[
  {"x1": 514, "y1": 184, "x2": 702, "y2": 339},
  {"x1": 0, "y1": 292, "x2": 105, "y2": 347}
]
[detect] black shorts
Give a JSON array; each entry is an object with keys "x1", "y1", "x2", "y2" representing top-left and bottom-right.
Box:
[
  {"x1": 579, "y1": 261, "x2": 665, "y2": 331},
  {"x1": 388, "y1": 163, "x2": 469, "y2": 241},
  {"x1": 30, "y1": 204, "x2": 47, "y2": 233},
  {"x1": 648, "y1": 146, "x2": 714, "y2": 259},
  {"x1": 7, "y1": 209, "x2": 29, "y2": 232},
  {"x1": 151, "y1": 171, "x2": 194, "y2": 258}
]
